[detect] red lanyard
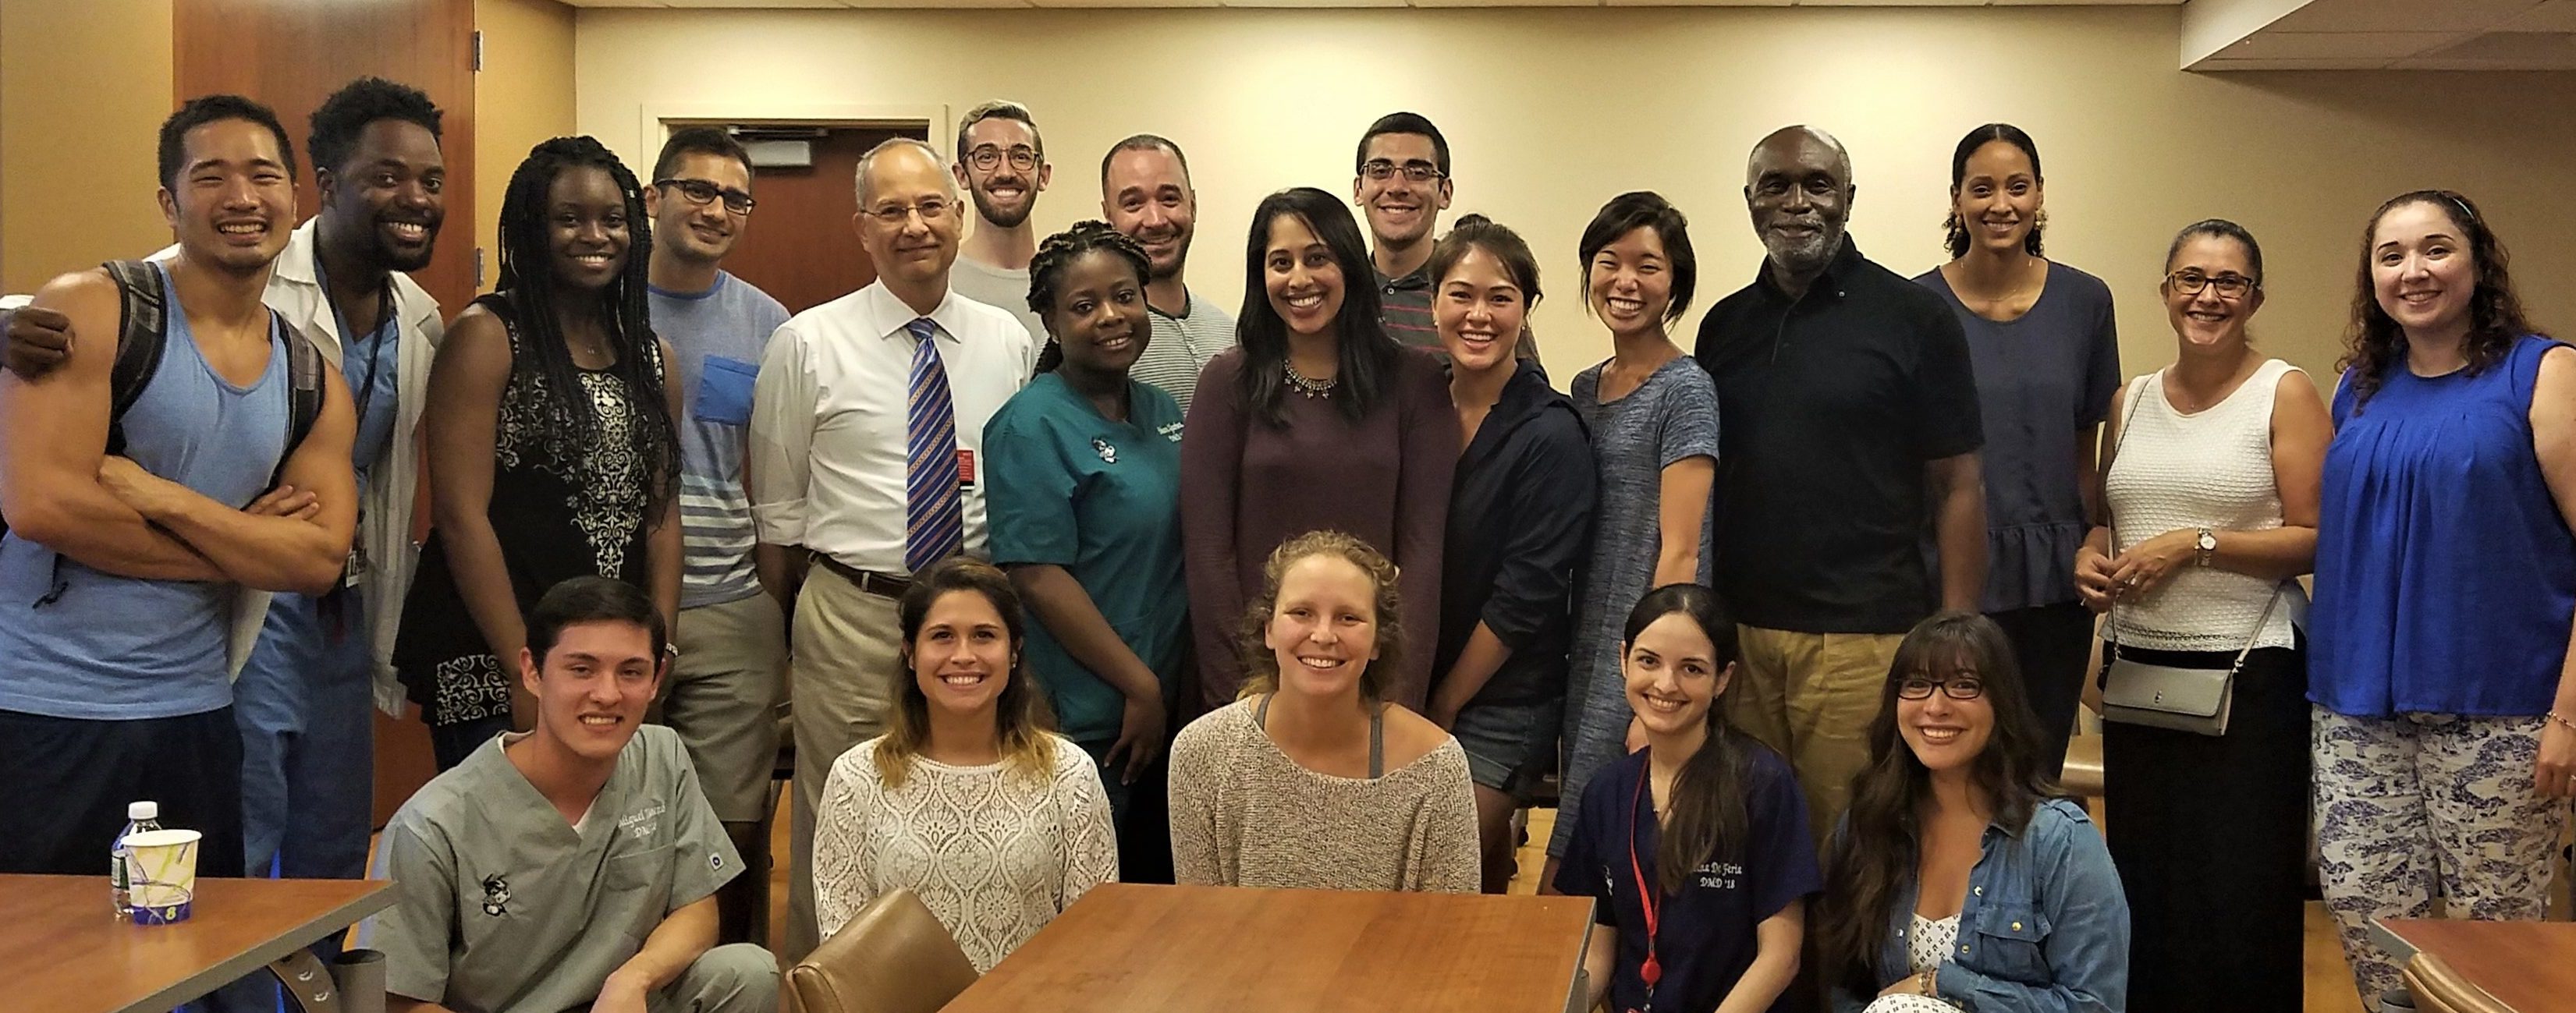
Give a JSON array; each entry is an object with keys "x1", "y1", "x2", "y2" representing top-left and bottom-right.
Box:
[{"x1": 1626, "y1": 768, "x2": 1662, "y2": 1007}]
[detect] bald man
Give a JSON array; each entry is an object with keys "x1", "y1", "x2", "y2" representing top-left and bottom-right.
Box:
[
  {"x1": 1692, "y1": 126, "x2": 1987, "y2": 841},
  {"x1": 747, "y1": 137, "x2": 1038, "y2": 959}
]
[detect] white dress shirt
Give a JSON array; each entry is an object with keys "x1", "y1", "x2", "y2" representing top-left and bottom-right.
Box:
[{"x1": 750, "y1": 279, "x2": 1037, "y2": 573}]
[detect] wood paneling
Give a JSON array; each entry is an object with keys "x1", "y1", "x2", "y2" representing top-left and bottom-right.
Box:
[
  {"x1": 708, "y1": 125, "x2": 917, "y2": 314},
  {"x1": 173, "y1": 0, "x2": 478, "y2": 313},
  {"x1": 173, "y1": 0, "x2": 477, "y2": 825}
]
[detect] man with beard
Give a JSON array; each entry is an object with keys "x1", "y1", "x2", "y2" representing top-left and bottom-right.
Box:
[
  {"x1": 640, "y1": 126, "x2": 791, "y2": 946},
  {"x1": 5, "y1": 78, "x2": 442, "y2": 898},
  {"x1": 1099, "y1": 133, "x2": 1232, "y2": 414},
  {"x1": 0, "y1": 95, "x2": 358, "y2": 890},
  {"x1": 1691, "y1": 126, "x2": 1986, "y2": 841},
  {"x1": 945, "y1": 100, "x2": 1048, "y2": 341},
  {"x1": 750, "y1": 137, "x2": 1037, "y2": 959}
]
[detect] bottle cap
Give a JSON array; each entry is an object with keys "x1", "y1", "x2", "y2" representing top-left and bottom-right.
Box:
[{"x1": 127, "y1": 801, "x2": 158, "y2": 820}]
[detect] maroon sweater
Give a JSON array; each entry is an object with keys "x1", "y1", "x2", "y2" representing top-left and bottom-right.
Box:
[{"x1": 1179, "y1": 346, "x2": 1457, "y2": 711}]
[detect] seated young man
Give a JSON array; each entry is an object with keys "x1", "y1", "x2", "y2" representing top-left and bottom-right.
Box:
[{"x1": 363, "y1": 576, "x2": 778, "y2": 1013}]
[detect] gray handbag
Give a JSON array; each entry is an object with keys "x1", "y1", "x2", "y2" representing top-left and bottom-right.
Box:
[{"x1": 2097, "y1": 381, "x2": 2280, "y2": 738}]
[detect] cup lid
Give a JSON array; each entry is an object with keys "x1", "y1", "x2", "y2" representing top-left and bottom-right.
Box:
[{"x1": 120, "y1": 828, "x2": 202, "y2": 848}]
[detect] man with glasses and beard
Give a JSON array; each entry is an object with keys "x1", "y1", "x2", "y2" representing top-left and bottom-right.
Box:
[
  {"x1": 1099, "y1": 133, "x2": 1232, "y2": 415},
  {"x1": 6, "y1": 77, "x2": 444, "y2": 905},
  {"x1": 1692, "y1": 126, "x2": 1988, "y2": 842},
  {"x1": 640, "y1": 126, "x2": 793, "y2": 946},
  {"x1": 945, "y1": 100, "x2": 1049, "y2": 342}
]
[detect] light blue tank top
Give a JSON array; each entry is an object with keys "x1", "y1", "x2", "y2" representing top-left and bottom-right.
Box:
[{"x1": 0, "y1": 262, "x2": 292, "y2": 720}]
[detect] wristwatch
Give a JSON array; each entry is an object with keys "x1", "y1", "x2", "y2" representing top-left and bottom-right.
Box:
[{"x1": 2195, "y1": 528, "x2": 2218, "y2": 567}]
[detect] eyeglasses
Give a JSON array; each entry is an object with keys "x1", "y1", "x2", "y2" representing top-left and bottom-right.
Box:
[
  {"x1": 1895, "y1": 676, "x2": 1986, "y2": 701},
  {"x1": 1361, "y1": 160, "x2": 1444, "y2": 184},
  {"x1": 2166, "y1": 270, "x2": 2257, "y2": 299},
  {"x1": 864, "y1": 198, "x2": 953, "y2": 225},
  {"x1": 967, "y1": 145, "x2": 1040, "y2": 172},
  {"x1": 652, "y1": 178, "x2": 755, "y2": 215}
]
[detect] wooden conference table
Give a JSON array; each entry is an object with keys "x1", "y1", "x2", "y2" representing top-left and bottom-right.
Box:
[
  {"x1": 2, "y1": 873, "x2": 395, "y2": 1013},
  {"x1": 941, "y1": 882, "x2": 1598, "y2": 1013},
  {"x1": 2369, "y1": 916, "x2": 2576, "y2": 1012}
]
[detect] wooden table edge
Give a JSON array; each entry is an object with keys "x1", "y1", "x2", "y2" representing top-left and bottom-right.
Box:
[
  {"x1": 2365, "y1": 917, "x2": 2421, "y2": 965},
  {"x1": 117, "y1": 880, "x2": 398, "y2": 1013}
]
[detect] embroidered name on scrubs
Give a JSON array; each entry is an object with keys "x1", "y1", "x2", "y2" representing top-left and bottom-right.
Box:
[
  {"x1": 620, "y1": 802, "x2": 667, "y2": 841},
  {"x1": 1158, "y1": 420, "x2": 1183, "y2": 442}
]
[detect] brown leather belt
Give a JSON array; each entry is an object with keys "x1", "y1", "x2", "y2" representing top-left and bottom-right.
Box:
[{"x1": 807, "y1": 551, "x2": 912, "y2": 600}]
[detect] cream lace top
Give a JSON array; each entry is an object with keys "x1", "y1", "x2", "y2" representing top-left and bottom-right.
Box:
[{"x1": 811, "y1": 733, "x2": 1118, "y2": 972}]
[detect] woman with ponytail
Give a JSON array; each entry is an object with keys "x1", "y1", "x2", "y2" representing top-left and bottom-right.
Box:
[
  {"x1": 1551, "y1": 584, "x2": 1816, "y2": 1013},
  {"x1": 397, "y1": 136, "x2": 683, "y2": 769},
  {"x1": 984, "y1": 221, "x2": 1187, "y2": 877}
]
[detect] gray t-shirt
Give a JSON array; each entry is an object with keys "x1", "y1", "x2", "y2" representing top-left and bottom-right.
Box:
[
  {"x1": 1912, "y1": 262, "x2": 2120, "y2": 612},
  {"x1": 1135, "y1": 289, "x2": 1237, "y2": 417},
  {"x1": 362, "y1": 724, "x2": 741, "y2": 1013},
  {"x1": 946, "y1": 256, "x2": 1046, "y2": 345},
  {"x1": 652, "y1": 272, "x2": 791, "y2": 611}
]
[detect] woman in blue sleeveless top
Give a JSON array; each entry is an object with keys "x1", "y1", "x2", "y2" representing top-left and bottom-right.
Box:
[{"x1": 2310, "y1": 189, "x2": 2576, "y2": 1006}]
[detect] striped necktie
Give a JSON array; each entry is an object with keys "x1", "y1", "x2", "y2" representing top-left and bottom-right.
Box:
[{"x1": 903, "y1": 317, "x2": 963, "y2": 572}]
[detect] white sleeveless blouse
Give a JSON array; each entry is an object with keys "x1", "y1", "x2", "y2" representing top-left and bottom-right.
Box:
[{"x1": 2101, "y1": 360, "x2": 2307, "y2": 651}]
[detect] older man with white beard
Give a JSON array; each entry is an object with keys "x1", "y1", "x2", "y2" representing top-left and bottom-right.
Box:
[{"x1": 1691, "y1": 126, "x2": 1989, "y2": 843}]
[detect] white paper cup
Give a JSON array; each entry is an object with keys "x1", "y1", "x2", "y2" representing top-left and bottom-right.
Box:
[{"x1": 122, "y1": 827, "x2": 201, "y2": 924}]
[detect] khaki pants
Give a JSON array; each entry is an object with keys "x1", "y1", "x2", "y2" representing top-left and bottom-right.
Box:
[
  {"x1": 782, "y1": 566, "x2": 903, "y2": 962},
  {"x1": 665, "y1": 593, "x2": 788, "y2": 824},
  {"x1": 1726, "y1": 625, "x2": 1903, "y2": 847}
]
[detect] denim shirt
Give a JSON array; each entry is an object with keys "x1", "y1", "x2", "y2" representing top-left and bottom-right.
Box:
[{"x1": 1830, "y1": 799, "x2": 2130, "y2": 1013}]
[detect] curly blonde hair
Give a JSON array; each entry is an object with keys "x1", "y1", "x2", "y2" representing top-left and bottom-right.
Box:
[{"x1": 1235, "y1": 530, "x2": 1406, "y2": 705}]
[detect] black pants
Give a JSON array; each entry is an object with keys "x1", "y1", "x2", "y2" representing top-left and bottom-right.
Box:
[
  {"x1": 2101, "y1": 640, "x2": 2309, "y2": 1011},
  {"x1": 430, "y1": 713, "x2": 512, "y2": 771},
  {"x1": 1989, "y1": 601, "x2": 2096, "y2": 781},
  {"x1": 0, "y1": 707, "x2": 247, "y2": 880}
]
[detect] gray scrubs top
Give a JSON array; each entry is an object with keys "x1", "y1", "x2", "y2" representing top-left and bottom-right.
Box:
[{"x1": 361, "y1": 724, "x2": 741, "y2": 1013}]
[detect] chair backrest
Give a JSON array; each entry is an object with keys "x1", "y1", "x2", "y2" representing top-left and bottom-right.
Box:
[
  {"x1": 2401, "y1": 951, "x2": 2514, "y2": 1013},
  {"x1": 787, "y1": 887, "x2": 979, "y2": 1013}
]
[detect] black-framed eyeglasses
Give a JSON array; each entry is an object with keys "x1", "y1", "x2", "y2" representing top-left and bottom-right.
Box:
[
  {"x1": 864, "y1": 197, "x2": 953, "y2": 225},
  {"x1": 2165, "y1": 270, "x2": 2257, "y2": 299},
  {"x1": 1361, "y1": 159, "x2": 1443, "y2": 184},
  {"x1": 1896, "y1": 676, "x2": 1986, "y2": 701},
  {"x1": 653, "y1": 178, "x2": 755, "y2": 215},
  {"x1": 967, "y1": 145, "x2": 1040, "y2": 172}
]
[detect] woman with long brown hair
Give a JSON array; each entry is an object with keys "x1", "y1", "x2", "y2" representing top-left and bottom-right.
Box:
[
  {"x1": 1813, "y1": 612, "x2": 2127, "y2": 1012},
  {"x1": 2309, "y1": 190, "x2": 2576, "y2": 1005},
  {"x1": 809, "y1": 558, "x2": 1117, "y2": 972}
]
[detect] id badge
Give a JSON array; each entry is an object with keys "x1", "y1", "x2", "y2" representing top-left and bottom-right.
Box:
[{"x1": 956, "y1": 448, "x2": 977, "y2": 490}]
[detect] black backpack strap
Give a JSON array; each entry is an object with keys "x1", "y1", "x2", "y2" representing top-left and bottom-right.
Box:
[
  {"x1": 270, "y1": 317, "x2": 327, "y2": 489},
  {"x1": 100, "y1": 260, "x2": 172, "y2": 457}
]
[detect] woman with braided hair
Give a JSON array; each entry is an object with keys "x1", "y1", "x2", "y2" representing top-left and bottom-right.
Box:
[
  {"x1": 397, "y1": 136, "x2": 683, "y2": 769},
  {"x1": 983, "y1": 221, "x2": 1188, "y2": 878}
]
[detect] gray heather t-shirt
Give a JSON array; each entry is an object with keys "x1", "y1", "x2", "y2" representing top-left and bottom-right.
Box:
[
  {"x1": 652, "y1": 272, "x2": 791, "y2": 611},
  {"x1": 947, "y1": 256, "x2": 1047, "y2": 345},
  {"x1": 362, "y1": 725, "x2": 740, "y2": 1013},
  {"x1": 1135, "y1": 289, "x2": 1237, "y2": 416}
]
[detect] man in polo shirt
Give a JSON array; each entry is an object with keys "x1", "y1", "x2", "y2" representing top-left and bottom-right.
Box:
[
  {"x1": 640, "y1": 126, "x2": 793, "y2": 945},
  {"x1": 1693, "y1": 126, "x2": 1987, "y2": 841},
  {"x1": 1100, "y1": 133, "x2": 1233, "y2": 414},
  {"x1": 1353, "y1": 112, "x2": 1452, "y2": 351},
  {"x1": 365, "y1": 576, "x2": 776, "y2": 1013},
  {"x1": 945, "y1": 100, "x2": 1048, "y2": 342},
  {"x1": 749, "y1": 137, "x2": 1037, "y2": 959}
]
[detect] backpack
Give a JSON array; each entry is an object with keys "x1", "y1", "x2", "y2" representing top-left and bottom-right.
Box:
[{"x1": 3, "y1": 259, "x2": 328, "y2": 605}]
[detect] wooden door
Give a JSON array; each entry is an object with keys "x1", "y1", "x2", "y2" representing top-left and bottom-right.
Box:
[
  {"x1": 174, "y1": 0, "x2": 476, "y2": 827},
  {"x1": 174, "y1": 0, "x2": 477, "y2": 313},
  {"x1": 701, "y1": 125, "x2": 921, "y2": 314}
]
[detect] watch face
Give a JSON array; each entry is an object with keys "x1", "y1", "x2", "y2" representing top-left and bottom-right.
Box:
[{"x1": 2198, "y1": 532, "x2": 2218, "y2": 551}]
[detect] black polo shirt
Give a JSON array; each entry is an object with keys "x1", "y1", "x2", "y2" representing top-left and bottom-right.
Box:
[{"x1": 1692, "y1": 238, "x2": 1982, "y2": 634}]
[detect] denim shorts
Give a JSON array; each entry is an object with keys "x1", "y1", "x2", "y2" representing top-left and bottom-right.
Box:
[{"x1": 1449, "y1": 696, "x2": 1560, "y2": 801}]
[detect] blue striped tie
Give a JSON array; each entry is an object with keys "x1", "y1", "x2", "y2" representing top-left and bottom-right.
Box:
[{"x1": 903, "y1": 318, "x2": 963, "y2": 572}]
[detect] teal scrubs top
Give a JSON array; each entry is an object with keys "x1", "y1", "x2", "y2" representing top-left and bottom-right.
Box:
[{"x1": 984, "y1": 373, "x2": 1189, "y2": 743}]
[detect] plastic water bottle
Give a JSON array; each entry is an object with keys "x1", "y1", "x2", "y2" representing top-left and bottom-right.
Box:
[{"x1": 112, "y1": 800, "x2": 161, "y2": 920}]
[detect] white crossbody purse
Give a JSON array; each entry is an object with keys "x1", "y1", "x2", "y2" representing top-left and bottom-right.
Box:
[{"x1": 2097, "y1": 384, "x2": 2281, "y2": 738}]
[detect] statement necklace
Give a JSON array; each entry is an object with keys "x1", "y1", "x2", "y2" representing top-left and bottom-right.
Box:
[{"x1": 1284, "y1": 362, "x2": 1339, "y2": 399}]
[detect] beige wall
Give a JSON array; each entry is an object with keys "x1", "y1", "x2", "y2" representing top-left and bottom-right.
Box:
[
  {"x1": 1, "y1": 0, "x2": 176, "y2": 294},
  {"x1": 576, "y1": 5, "x2": 2576, "y2": 383},
  {"x1": 477, "y1": 0, "x2": 577, "y2": 292}
]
